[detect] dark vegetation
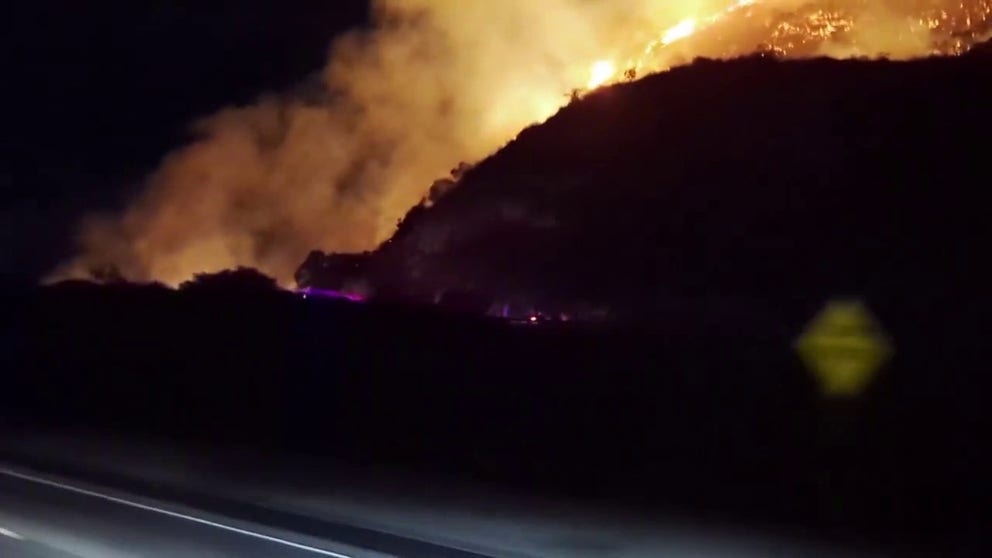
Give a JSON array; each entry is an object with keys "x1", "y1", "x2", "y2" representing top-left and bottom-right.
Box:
[
  {"x1": 4, "y1": 46, "x2": 992, "y2": 553},
  {"x1": 359, "y1": 46, "x2": 992, "y2": 314}
]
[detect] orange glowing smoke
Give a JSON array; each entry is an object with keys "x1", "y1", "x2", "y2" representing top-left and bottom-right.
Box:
[{"x1": 52, "y1": 0, "x2": 992, "y2": 286}]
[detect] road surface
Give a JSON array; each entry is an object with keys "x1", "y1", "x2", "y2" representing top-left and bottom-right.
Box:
[
  {"x1": 0, "y1": 468, "x2": 372, "y2": 557},
  {"x1": 0, "y1": 454, "x2": 877, "y2": 557},
  {"x1": 0, "y1": 468, "x2": 493, "y2": 558}
]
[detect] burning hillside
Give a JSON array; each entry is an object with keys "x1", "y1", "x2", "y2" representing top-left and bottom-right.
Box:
[
  {"x1": 302, "y1": 44, "x2": 992, "y2": 318},
  {"x1": 55, "y1": 1, "x2": 992, "y2": 286},
  {"x1": 579, "y1": 0, "x2": 992, "y2": 89}
]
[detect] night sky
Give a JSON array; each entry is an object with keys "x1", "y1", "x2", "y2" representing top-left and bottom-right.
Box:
[{"x1": 2, "y1": 1, "x2": 369, "y2": 281}]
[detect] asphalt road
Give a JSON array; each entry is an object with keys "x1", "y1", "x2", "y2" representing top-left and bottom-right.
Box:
[
  {"x1": 0, "y1": 470, "x2": 368, "y2": 558},
  {"x1": 0, "y1": 458, "x2": 880, "y2": 558},
  {"x1": 0, "y1": 459, "x2": 500, "y2": 558}
]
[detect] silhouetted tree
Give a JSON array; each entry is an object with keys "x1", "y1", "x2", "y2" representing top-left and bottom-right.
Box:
[
  {"x1": 88, "y1": 264, "x2": 125, "y2": 284},
  {"x1": 294, "y1": 252, "x2": 372, "y2": 291},
  {"x1": 179, "y1": 267, "x2": 280, "y2": 293}
]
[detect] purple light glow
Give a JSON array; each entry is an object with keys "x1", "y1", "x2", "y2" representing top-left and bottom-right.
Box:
[{"x1": 297, "y1": 287, "x2": 365, "y2": 302}]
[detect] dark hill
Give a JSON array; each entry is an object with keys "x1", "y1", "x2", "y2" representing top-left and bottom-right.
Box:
[{"x1": 333, "y1": 45, "x2": 992, "y2": 322}]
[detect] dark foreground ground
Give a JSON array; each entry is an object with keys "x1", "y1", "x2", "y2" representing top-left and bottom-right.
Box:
[{"x1": 0, "y1": 283, "x2": 987, "y2": 556}]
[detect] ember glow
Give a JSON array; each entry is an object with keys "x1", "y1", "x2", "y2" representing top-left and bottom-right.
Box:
[{"x1": 54, "y1": 0, "x2": 992, "y2": 286}]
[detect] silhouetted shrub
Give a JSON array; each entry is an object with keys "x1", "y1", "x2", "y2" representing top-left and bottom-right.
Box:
[{"x1": 179, "y1": 267, "x2": 280, "y2": 293}]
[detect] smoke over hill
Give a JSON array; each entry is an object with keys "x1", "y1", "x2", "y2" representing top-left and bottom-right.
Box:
[{"x1": 54, "y1": 0, "x2": 991, "y2": 285}]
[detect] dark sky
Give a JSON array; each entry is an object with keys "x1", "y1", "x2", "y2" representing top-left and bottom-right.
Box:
[{"x1": 2, "y1": 0, "x2": 369, "y2": 281}]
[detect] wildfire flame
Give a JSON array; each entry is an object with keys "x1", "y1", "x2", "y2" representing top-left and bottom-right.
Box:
[
  {"x1": 587, "y1": 60, "x2": 617, "y2": 89},
  {"x1": 661, "y1": 18, "x2": 700, "y2": 46},
  {"x1": 582, "y1": 0, "x2": 990, "y2": 92},
  {"x1": 53, "y1": 0, "x2": 992, "y2": 287},
  {"x1": 584, "y1": 0, "x2": 752, "y2": 90}
]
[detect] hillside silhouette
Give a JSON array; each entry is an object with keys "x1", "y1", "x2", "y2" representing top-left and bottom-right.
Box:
[{"x1": 301, "y1": 43, "x2": 992, "y2": 323}]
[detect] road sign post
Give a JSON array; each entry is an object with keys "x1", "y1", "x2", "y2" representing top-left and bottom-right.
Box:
[{"x1": 795, "y1": 299, "x2": 893, "y2": 528}]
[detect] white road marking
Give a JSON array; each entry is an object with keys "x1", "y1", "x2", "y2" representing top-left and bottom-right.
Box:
[
  {"x1": 0, "y1": 526, "x2": 25, "y2": 540},
  {"x1": 0, "y1": 468, "x2": 355, "y2": 557}
]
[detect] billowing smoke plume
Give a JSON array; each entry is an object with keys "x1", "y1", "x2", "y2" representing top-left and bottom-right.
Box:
[{"x1": 53, "y1": 0, "x2": 991, "y2": 286}]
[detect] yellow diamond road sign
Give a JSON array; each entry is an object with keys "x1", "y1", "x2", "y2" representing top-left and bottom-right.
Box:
[{"x1": 796, "y1": 300, "x2": 893, "y2": 398}]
